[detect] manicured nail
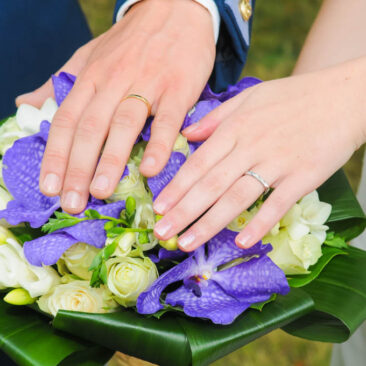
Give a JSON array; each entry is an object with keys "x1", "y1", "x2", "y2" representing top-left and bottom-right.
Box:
[
  {"x1": 154, "y1": 219, "x2": 172, "y2": 238},
  {"x1": 183, "y1": 122, "x2": 200, "y2": 134},
  {"x1": 178, "y1": 232, "x2": 196, "y2": 250},
  {"x1": 43, "y1": 173, "x2": 61, "y2": 194},
  {"x1": 63, "y1": 191, "x2": 81, "y2": 210},
  {"x1": 236, "y1": 233, "x2": 252, "y2": 248},
  {"x1": 141, "y1": 156, "x2": 156, "y2": 169},
  {"x1": 153, "y1": 200, "x2": 167, "y2": 214},
  {"x1": 92, "y1": 175, "x2": 109, "y2": 192}
]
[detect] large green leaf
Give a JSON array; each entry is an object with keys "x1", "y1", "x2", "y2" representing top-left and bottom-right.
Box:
[
  {"x1": 53, "y1": 288, "x2": 313, "y2": 366},
  {"x1": 319, "y1": 170, "x2": 366, "y2": 240},
  {"x1": 0, "y1": 296, "x2": 113, "y2": 366},
  {"x1": 283, "y1": 246, "x2": 366, "y2": 342}
]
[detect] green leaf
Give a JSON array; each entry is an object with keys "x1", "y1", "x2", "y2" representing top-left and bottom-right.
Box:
[
  {"x1": 42, "y1": 218, "x2": 80, "y2": 234},
  {"x1": 250, "y1": 294, "x2": 277, "y2": 311},
  {"x1": 138, "y1": 231, "x2": 149, "y2": 244},
  {"x1": 99, "y1": 263, "x2": 108, "y2": 285},
  {"x1": 0, "y1": 295, "x2": 112, "y2": 366},
  {"x1": 9, "y1": 225, "x2": 43, "y2": 243},
  {"x1": 283, "y1": 246, "x2": 366, "y2": 343},
  {"x1": 103, "y1": 241, "x2": 118, "y2": 260},
  {"x1": 84, "y1": 209, "x2": 101, "y2": 220},
  {"x1": 287, "y1": 246, "x2": 347, "y2": 288},
  {"x1": 89, "y1": 252, "x2": 103, "y2": 272},
  {"x1": 324, "y1": 231, "x2": 348, "y2": 249}
]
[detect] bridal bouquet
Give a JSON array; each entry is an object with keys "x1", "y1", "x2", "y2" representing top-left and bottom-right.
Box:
[{"x1": 1, "y1": 73, "x2": 366, "y2": 366}]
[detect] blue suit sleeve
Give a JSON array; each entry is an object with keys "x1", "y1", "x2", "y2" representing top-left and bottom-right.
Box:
[{"x1": 113, "y1": 0, "x2": 255, "y2": 92}]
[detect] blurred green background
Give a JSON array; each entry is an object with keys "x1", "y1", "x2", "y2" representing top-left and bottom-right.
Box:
[{"x1": 78, "y1": 1, "x2": 363, "y2": 365}]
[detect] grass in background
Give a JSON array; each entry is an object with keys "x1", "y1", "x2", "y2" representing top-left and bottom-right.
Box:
[{"x1": 78, "y1": 1, "x2": 363, "y2": 364}]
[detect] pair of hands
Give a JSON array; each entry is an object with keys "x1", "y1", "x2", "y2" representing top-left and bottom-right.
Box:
[{"x1": 18, "y1": 0, "x2": 366, "y2": 252}]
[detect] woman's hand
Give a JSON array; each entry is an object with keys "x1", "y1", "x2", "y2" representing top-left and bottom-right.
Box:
[
  {"x1": 153, "y1": 57, "x2": 366, "y2": 251},
  {"x1": 17, "y1": 0, "x2": 215, "y2": 214}
]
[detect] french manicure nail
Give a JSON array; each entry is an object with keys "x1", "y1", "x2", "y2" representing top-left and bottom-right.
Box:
[
  {"x1": 153, "y1": 201, "x2": 167, "y2": 214},
  {"x1": 178, "y1": 232, "x2": 196, "y2": 250},
  {"x1": 141, "y1": 156, "x2": 156, "y2": 168},
  {"x1": 43, "y1": 173, "x2": 60, "y2": 194},
  {"x1": 154, "y1": 220, "x2": 172, "y2": 238},
  {"x1": 237, "y1": 233, "x2": 252, "y2": 248},
  {"x1": 63, "y1": 191, "x2": 81, "y2": 210},
  {"x1": 92, "y1": 175, "x2": 109, "y2": 191}
]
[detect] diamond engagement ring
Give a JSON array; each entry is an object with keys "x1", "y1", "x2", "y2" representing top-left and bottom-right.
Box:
[{"x1": 244, "y1": 170, "x2": 270, "y2": 195}]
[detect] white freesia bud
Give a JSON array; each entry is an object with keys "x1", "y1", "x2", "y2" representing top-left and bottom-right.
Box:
[
  {"x1": 107, "y1": 163, "x2": 150, "y2": 203},
  {"x1": 107, "y1": 257, "x2": 158, "y2": 307},
  {"x1": 264, "y1": 231, "x2": 323, "y2": 275},
  {"x1": 61, "y1": 242, "x2": 100, "y2": 280},
  {"x1": 133, "y1": 201, "x2": 158, "y2": 250},
  {"x1": 227, "y1": 206, "x2": 259, "y2": 232},
  {"x1": 4, "y1": 288, "x2": 35, "y2": 305},
  {"x1": 0, "y1": 238, "x2": 60, "y2": 297},
  {"x1": 114, "y1": 232, "x2": 136, "y2": 257},
  {"x1": 281, "y1": 191, "x2": 331, "y2": 244},
  {"x1": 16, "y1": 97, "x2": 58, "y2": 134},
  {"x1": 159, "y1": 235, "x2": 179, "y2": 251},
  {"x1": 37, "y1": 280, "x2": 118, "y2": 317},
  {"x1": 173, "y1": 134, "x2": 190, "y2": 157}
]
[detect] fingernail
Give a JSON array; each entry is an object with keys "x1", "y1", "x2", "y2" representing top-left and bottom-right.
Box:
[
  {"x1": 236, "y1": 233, "x2": 252, "y2": 248},
  {"x1": 63, "y1": 191, "x2": 81, "y2": 210},
  {"x1": 183, "y1": 123, "x2": 200, "y2": 134},
  {"x1": 141, "y1": 156, "x2": 156, "y2": 169},
  {"x1": 92, "y1": 175, "x2": 109, "y2": 192},
  {"x1": 153, "y1": 200, "x2": 167, "y2": 214},
  {"x1": 154, "y1": 219, "x2": 172, "y2": 238},
  {"x1": 178, "y1": 232, "x2": 196, "y2": 250},
  {"x1": 43, "y1": 173, "x2": 61, "y2": 194}
]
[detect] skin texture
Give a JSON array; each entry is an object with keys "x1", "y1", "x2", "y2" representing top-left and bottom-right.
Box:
[
  {"x1": 17, "y1": 0, "x2": 215, "y2": 214},
  {"x1": 153, "y1": 57, "x2": 366, "y2": 251},
  {"x1": 152, "y1": 0, "x2": 366, "y2": 251}
]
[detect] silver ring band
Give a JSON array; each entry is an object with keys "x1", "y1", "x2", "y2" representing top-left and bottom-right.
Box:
[{"x1": 245, "y1": 170, "x2": 270, "y2": 195}]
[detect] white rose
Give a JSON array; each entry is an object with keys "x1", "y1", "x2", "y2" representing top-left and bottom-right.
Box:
[
  {"x1": 107, "y1": 257, "x2": 158, "y2": 307},
  {"x1": 107, "y1": 163, "x2": 150, "y2": 203},
  {"x1": 113, "y1": 232, "x2": 136, "y2": 257},
  {"x1": 264, "y1": 231, "x2": 323, "y2": 275},
  {"x1": 0, "y1": 237, "x2": 60, "y2": 297},
  {"x1": 37, "y1": 280, "x2": 118, "y2": 317},
  {"x1": 60, "y1": 242, "x2": 100, "y2": 280},
  {"x1": 0, "y1": 116, "x2": 27, "y2": 155},
  {"x1": 0, "y1": 186, "x2": 12, "y2": 211},
  {"x1": 173, "y1": 134, "x2": 190, "y2": 157},
  {"x1": 16, "y1": 97, "x2": 58, "y2": 134}
]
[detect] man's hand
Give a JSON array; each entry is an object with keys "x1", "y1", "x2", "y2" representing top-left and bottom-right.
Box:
[{"x1": 17, "y1": 0, "x2": 215, "y2": 214}]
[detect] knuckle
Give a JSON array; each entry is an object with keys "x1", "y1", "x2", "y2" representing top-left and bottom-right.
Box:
[
  {"x1": 76, "y1": 115, "x2": 102, "y2": 138},
  {"x1": 112, "y1": 112, "x2": 136, "y2": 129},
  {"x1": 152, "y1": 113, "x2": 176, "y2": 131},
  {"x1": 186, "y1": 154, "x2": 206, "y2": 175},
  {"x1": 66, "y1": 167, "x2": 89, "y2": 182},
  {"x1": 146, "y1": 140, "x2": 170, "y2": 155},
  {"x1": 201, "y1": 174, "x2": 225, "y2": 196},
  {"x1": 100, "y1": 152, "x2": 122, "y2": 168},
  {"x1": 226, "y1": 183, "x2": 245, "y2": 205},
  {"x1": 52, "y1": 109, "x2": 77, "y2": 130},
  {"x1": 44, "y1": 149, "x2": 67, "y2": 166}
]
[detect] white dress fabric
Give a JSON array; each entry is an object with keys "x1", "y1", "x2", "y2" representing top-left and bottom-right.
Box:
[{"x1": 331, "y1": 152, "x2": 366, "y2": 366}]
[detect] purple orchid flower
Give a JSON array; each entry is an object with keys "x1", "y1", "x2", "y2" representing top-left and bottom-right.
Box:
[
  {"x1": 149, "y1": 248, "x2": 188, "y2": 263},
  {"x1": 52, "y1": 72, "x2": 77, "y2": 106},
  {"x1": 0, "y1": 121, "x2": 60, "y2": 227},
  {"x1": 137, "y1": 229, "x2": 289, "y2": 325},
  {"x1": 24, "y1": 200, "x2": 125, "y2": 266}
]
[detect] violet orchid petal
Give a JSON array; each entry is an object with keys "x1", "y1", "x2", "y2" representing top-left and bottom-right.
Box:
[
  {"x1": 182, "y1": 99, "x2": 221, "y2": 130},
  {"x1": 147, "y1": 152, "x2": 186, "y2": 199},
  {"x1": 24, "y1": 233, "x2": 78, "y2": 266},
  {"x1": 200, "y1": 77, "x2": 262, "y2": 102},
  {"x1": 137, "y1": 256, "x2": 198, "y2": 314},
  {"x1": 120, "y1": 165, "x2": 129, "y2": 181},
  {"x1": 212, "y1": 254, "x2": 290, "y2": 302},
  {"x1": 166, "y1": 281, "x2": 250, "y2": 325},
  {"x1": 52, "y1": 72, "x2": 76, "y2": 106},
  {"x1": 0, "y1": 121, "x2": 60, "y2": 227},
  {"x1": 158, "y1": 248, "x2": 187, "y2": 262},
  {"x1": 64, "y1": 201, "x2": 125, "y2": 248},
  {"x1": 141, "y1": 117, "x2": 154, "y2": 141}
]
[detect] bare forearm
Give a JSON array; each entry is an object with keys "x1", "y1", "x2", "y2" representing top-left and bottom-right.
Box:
[{"x1": 293, "y1": 0, "x2": 366, "y2": 75}]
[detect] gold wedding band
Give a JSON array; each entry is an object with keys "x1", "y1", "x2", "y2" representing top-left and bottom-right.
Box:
[{"x1": 121, "y1": 94, "x2": 152, "y2": 116}]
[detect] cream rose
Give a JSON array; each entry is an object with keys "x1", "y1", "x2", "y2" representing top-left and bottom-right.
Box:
[
  {"x1": 60, "y1": 242, "x2": 100, "y2": 280},
  {"x1": 37, "y1": 280, "x2": 118, "y2": 317},
  {"x1": 106, "y1": 257, "x2": 158, "y2": 307},
  {"x1": 173, "y1": 133, "x2": 190, "y2": 157}
]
